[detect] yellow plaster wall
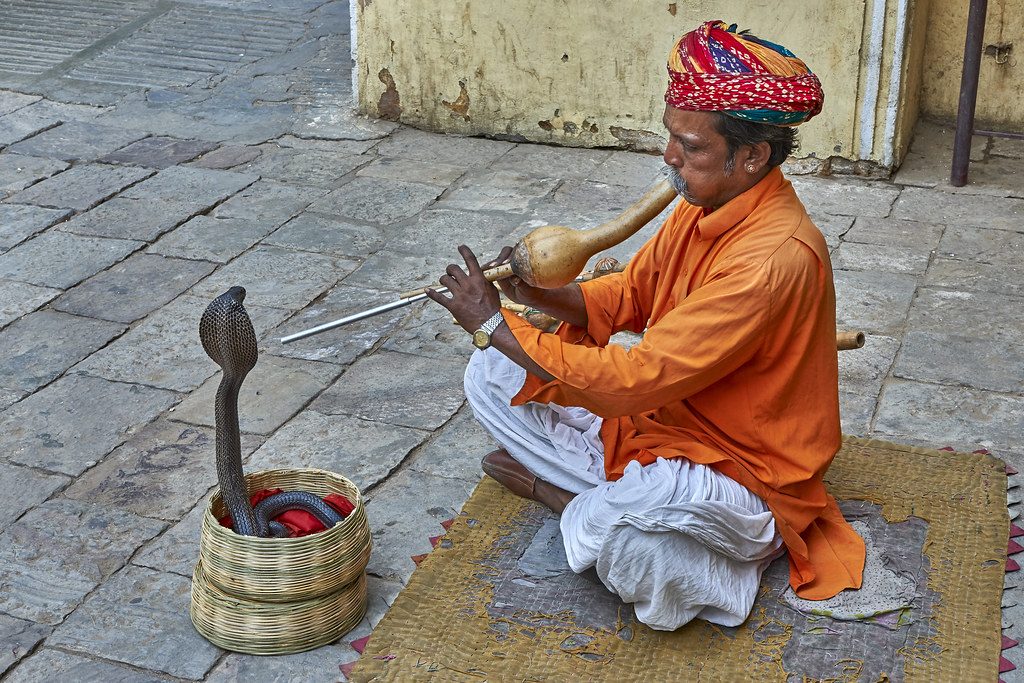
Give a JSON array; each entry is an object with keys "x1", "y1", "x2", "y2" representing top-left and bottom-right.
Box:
[
  {"x1": 919, "y1": 0, "x2": 1023, "y2": 128},
  {"x1": 354, "y1": 1, "x2": 927, "y2": 167}
]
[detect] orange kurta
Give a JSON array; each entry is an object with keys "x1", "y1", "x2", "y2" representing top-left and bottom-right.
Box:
[{"x1": 504, "y1": 167, "x2": 865, "y2": 599}]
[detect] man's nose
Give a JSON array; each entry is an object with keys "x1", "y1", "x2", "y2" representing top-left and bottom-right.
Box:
[{"x1": 663, "y1": 141, "x2": 681, "y2": 169}]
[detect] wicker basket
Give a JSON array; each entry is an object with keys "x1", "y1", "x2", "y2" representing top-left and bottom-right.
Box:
[
  {"x1": 191, "y1": 561, "x2": 367, "y2": 655},
  {"x1": 191, "y1": 468, "x2": 371, "y2": 655},
  {"x1": 198, "y1": 468, "x2": 371, "y2": 602}
]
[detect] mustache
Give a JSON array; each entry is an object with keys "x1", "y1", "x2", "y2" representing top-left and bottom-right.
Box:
[{"x1": 664, "y1": 166, "x2": 695, "y2": 204}]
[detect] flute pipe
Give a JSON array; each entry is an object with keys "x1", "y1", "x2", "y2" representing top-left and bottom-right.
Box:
[
  {"x1": 400, "y1": 263, "x2": 513, "y2": 300},
  {"x1": 836, "y1": 330, "x2": 866, "y2": 351},
  {"x1": 279, "y1": 293, "x2": 428, "y2": 344}
]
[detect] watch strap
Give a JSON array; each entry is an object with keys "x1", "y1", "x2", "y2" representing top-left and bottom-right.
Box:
[{"x1": 479, "y1": 310, "x2": 504, "y2": 335}]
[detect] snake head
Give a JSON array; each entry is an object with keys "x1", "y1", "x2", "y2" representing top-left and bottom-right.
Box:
[{"x1": 199, "y1": 287, "x2": 258, "y2": 376}]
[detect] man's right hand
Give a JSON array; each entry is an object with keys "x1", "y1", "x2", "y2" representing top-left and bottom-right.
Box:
[{"x1": 483, "y1": 246, "x2": 548, "y2": 307}]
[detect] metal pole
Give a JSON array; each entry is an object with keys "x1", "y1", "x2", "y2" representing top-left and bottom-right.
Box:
[
  {"x1": 950, "y1": 0, "x2": 989, "y2": 186},
  {"x1": 279, "y1": 293, "x2": 429, "y2": 344}
]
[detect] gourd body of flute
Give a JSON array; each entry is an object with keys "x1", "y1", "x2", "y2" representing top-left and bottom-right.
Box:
[{"x1": 507, "y1": 179, "x2": 677, "y2": 289}]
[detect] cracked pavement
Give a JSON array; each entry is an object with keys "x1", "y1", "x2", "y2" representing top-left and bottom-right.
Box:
[{"x1": 1, "y1": 0, "x2": 1023, "y2": 680}]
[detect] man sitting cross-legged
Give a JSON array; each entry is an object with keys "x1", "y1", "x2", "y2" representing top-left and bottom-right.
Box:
[{"x1": 425, "y1": 20, "x2": 865, "y2": 631}]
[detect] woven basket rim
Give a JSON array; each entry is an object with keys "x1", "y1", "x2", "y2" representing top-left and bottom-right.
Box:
[{"x1": 204, "y1": 467, "x2": 365, "y2": 544}]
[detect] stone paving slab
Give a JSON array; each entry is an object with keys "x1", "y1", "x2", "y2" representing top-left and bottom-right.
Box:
[
  {"x1": 790, "y1": 176, "x2": 901, "y2": 218},
  {"x1": 132, "y1": 494, "x2": 210, "y2": 579},
  {"x1": 62, "y1": 419, "x2": 262, "y2": 523},
  {"x1": 875, "y1": 379, "x2": 1024, "y2": 454},
  {"x1": 309, "y1": 350, "x2": 467, "y2": 431},
  {"x1": 0, "y1": 310, "x2": 126, "y2": 393},
  {"x1": 0, "y1": 462, "x2": 70, "y2": 533},
  {"x1": 0, "y1": 154, "x2": 69, "y2": 196},
  {"x1": 809, "y1": 213, "x2": 853, "y2": 249},
  {"x1": 3, "y1": 163, "x2": 154, "y2": 211},
  {"x1": 264, "y1": 211, "x2": 389, "y2": 258},
  {"x1": 406, "y1": 405, "x2": 496, "y2": 483},
  {"x1": 76, "y1": 294, "x2": 291, "y2": 392},
  {"x1": 0, "y1": 107, "x2": 60, "y2": 149},
  {"x1": 207, "y1": 643, "x2": 357, "y2": 683},
  {"x1": 190, "y1": 245, "x2": 356, "y2": 311},
  {"x1": 338, "y1": 249, "x2": 453, "y2": 296},
  {"x1": 436, "y1": 170, "x2": 558, "y2": 214},
  {"x1": 6, "y1": 121, "x2": 148, "y2": 162},
  {"x1": 55, "y1": 196, "x2": 207, "y2": 242},
  {"x1": 0, "y1": 204, "x2": 72, "y2": 251},
  {"x1": 268, "y1": 284, "x2": 408, "y2": 365},
  {"x1": 0, "y1": 388, "x2": 24, "y2": 412},
  {"x1": 2, "y1": 649, "x2": 158, "y2": 683},
  {"x1": 385, "y1": 208, "x2": 526, "y2": 259},
  {"x1": 0, "y1": 499, "x2": 165, "y2": 625},
  {"x1": 49, "y1": 565, "x2": 221, "y2": 680},
  {"x1": 235, "y1": 143, "x2": 370, "y2": 187},
  {"x1": 892, "y1": 186, "x2": 1024, "y2": 231},
  {"x1": 0, "y1": 373, "x2": 178, "y2": 476},
  {"x1": 837, "y1": 335, "x2": 900, "y2": 434},
  {"x1": 0, "y1": 91, "x2": 40, "y2": 117},
  {"x1": 924, "y1": 257, "x2": 1024, "y2": 299},
  {"x1": 992, "y1": 137, "x2": 1024, "y2": 159},
  {"x1": 52, "y1": 253, "x2": 216, "y2": 323},
  {"x1": 291, "y1": 106, "x2": 398, "y2": 141},
  {"x1": 845, "y1": 216, "x2": 945, "y2": 250},
  {"x1": 276, "y1": 134, "x2": 381, "y2": 156},
  {"x1": 373, "y1": 126, "x2": 512, "y2": 167},
  {"x1": 934, "y1": 154, "x2": 1024, "y2": 200},
  {"x1": 210, "y1": 178, "x2": 327, "y2": 225},
  {"x1": 834, "y1": 269, "x2": 918, "y2": 335},
  {"x1": 99, "y1": 136, "x2": 219, "y2": 169},
  {"x1": 356, "y1": 155, "x2": 466, "y2": 187},
  {"x1": 586, "y1": 150, "x2": 665, "y2": 189},
  {"x1": 191, "y1": 144, "x2": 263, "y2": 170},
  {"x1": 119, "y1": 165, "x2": 259, "y2": 208},
  {"x1": 148, "y1": 215, "x2": 279, "y2": 264},
  {"x1": 0, "y1": 279, "x2": 60, "y2": 329},
  {"x1": 490, "y1": 144, "x2": 613, "y2": 180},
  {"x1": 307, "y1": 176, "x2": 442, "y2": 225},
  {"x1": 364, "y1": 468, "x2": 477, "y2": 584},
  {"x1": 0, "y1": 231, "x2": 143, "y2": 289},
  {"x1": 381, "y1": 300, "x2": 479, "y2": 362},
  {"x1": 938, "y1": 224, "x2": 1024, "y2": 265},
  {"x1": 246, "y1": 410, "x2": 428, "y2": 492},
  {"x1": 832, "y1": 241, "x2": 930, "y2": 275},
  {"x1": 894, "y1": 288, "x2": 1024, "y2": 393},
  {"x1": 172, "y1": 355, "x2": 342, "y2": 435},
  {"x1": 0, "y1": 613, "x2": 50, "y2": 677}
]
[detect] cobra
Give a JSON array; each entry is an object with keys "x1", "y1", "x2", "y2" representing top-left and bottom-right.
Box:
[{"x1": 199, "y1": 287, "x2": 344, "y2": 537}]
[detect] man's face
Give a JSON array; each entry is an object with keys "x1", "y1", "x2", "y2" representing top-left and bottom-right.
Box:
[{"x1": 662, "y1": 106, "x2": 751, "y2": 209}]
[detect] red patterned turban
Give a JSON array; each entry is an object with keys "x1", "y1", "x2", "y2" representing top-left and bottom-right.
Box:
[{"x1": 665, "y1": 20, "x2": 823, "y2": 126}]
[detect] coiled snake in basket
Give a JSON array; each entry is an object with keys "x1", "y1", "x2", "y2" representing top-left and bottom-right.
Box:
[{"x1": 200, "y1": 287, "x2": 344, "y2": 537}]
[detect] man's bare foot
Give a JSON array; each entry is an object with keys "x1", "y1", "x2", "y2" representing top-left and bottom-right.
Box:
[{"x1": 481, "y1": 449, "x2": 576, "y2": 514}]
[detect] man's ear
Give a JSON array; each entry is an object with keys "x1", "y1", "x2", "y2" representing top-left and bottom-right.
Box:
[{"x1": 741, "y1": 141, "x2": 772, "y2": 174}]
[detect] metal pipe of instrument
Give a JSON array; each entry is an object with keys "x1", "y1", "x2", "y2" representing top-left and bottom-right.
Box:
[{"x1": 279, "y1": 293, "x2": 429, "y2": 344}]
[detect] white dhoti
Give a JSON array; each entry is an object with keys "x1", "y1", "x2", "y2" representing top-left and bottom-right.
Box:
[{"x1": 464, "y1": 347, "x2": 784, "y2": 630}]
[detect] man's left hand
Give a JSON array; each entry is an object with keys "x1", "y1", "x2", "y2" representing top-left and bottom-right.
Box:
[{"x1": 424, "y1": 245, "x2": 502, "y2": 334}]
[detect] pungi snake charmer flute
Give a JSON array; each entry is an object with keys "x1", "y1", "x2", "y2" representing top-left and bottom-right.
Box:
[
  {"x1": 280, "y1": 179, "x2": 677, "y2": 344},
  {"x1": 280, "y1": 177, "x2": 865, "y2": 351}
]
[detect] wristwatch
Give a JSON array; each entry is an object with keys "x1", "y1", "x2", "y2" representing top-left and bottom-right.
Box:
[{"x1": 472, "y1": 310, "x2": 505, "y2": 350}]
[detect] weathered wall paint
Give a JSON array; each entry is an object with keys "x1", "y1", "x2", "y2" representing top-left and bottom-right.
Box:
[
  {"x1": 919, "y1": 0, "x2": 1023, "y2": 129},
  {"x1": 354, "y1": 1, "x2": 927, "y2": 169}
]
